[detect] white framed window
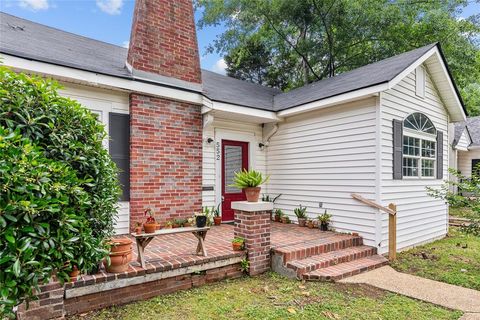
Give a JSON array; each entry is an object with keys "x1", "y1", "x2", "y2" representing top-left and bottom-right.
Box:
[{"x1": 402, "y1": 113, "x2": 436, "y2": 178}]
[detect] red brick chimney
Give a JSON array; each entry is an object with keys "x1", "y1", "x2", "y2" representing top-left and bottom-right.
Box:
[
  {"x1": 127, "y1": 0, "x2": 203, "y2": 230},
  {"x1": 127, "y1": 0, "x2": 202, "y2": 84}
]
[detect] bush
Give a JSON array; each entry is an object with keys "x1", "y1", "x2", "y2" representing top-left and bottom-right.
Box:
[
  {"x1": 428, "y1": 168, "x2": 480, "y2": 236},
  {"x1": 0, "y1": 67, "x2": 120, "y2": 317}
]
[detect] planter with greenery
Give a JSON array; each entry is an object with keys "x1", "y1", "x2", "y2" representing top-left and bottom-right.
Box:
[
  {"x1": 294, "y1": 205, "x2": 308, "y2": 227},
  {"x1": 318, "y1": 210, "x2": 332, "y2": 231},
  {"x1": 230, "y1": 169, "x2": 269, "y2": 202},
  {"x1": 232, "y1": 237, "x2": 245, "y2": 251},
  {"x1": 274, "y1": 209, "x2": 284, "y2": 222},
  {"x1": 281, "y1": 216, "x2": 291, "y2": 224},
  {"x1": 164, "y1": 221, "x2": 173, "y2": 229},
  {"x1": 0, "y1": 67, "x2": 120, "y2": 317},
  {"x1": 213, "y1": 204, "x2": 222, "y2": 226},
  {"x1": 307, "y1": 219, "x2": 315, "y2": 229},
  {"x1": 143, "y1": 208, "x2": 157, "y2": 233},
  {"x1": 134, "y1": 222, "x2": 143, "y2": 234},
  {"x1": 195, "y1": 209, "x2": 208, "y2": 228}
]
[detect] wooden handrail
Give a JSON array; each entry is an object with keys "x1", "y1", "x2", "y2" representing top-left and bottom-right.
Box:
[
  {"x1": 351, "y1": 194, "x2": 396, "y2": 215},
  {"x1": 351, "y1": 193, "x2": 397, "y2": 261}
]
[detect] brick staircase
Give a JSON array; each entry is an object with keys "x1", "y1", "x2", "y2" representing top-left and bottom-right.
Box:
[{"x1": 271, "y1": 233, "x2": 388, "y2": 281}]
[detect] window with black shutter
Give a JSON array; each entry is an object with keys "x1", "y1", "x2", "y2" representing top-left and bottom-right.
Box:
[
  {"x1": 473, "y1": 159, "x2": 480, "y2": 177},
  {"x1": 109, "y1": 113, "x2": 130, "y2": 201}
]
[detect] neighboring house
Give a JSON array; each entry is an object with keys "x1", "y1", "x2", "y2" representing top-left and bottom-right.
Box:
[
  {"x1": 0, "y1": 0, "x2": 467, "y2": 254},
  {"x1": 451, "y1": 116, "x2": 480, "y2": 182}
]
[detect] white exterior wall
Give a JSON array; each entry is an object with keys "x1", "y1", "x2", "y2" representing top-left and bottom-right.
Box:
[
  {"x1": 266, "y1": 98, "x2": 379, "y2": 247},
  {"x1": 380, "y1": 67, "x2": 449, "y2": 252},
  {"x1": 202, "y1": 118, "x2": 266, "y2": 208},
  {"x1": 458, "y1": 149, "x2": 480, "y2": 177},
  {"x1": 59, "y1": 83, "x2": 130, "y2": 235},
  {"x1": 456, "y1": 131, "x2": 472, "y2": 151}
]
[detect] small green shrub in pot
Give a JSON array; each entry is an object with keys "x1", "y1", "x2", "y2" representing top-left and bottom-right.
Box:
[
  {"x1": 230, "y1": 169, "x2": 269, "y2": 202},
  {"x1": 274, "y1": 209, "x2": 284, "y2": 222},
  {"x1": 232, "y1": 237, "x2": 245, "y2": 251},
  {"x1": 318, "y1": 210, "x2": 332, "y2": 231},
  {"x1": 294, "y1": 205, "x2": 308, "y2": 227}
]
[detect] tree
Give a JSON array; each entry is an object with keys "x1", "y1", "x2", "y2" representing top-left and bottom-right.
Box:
[
  {"x1": 197, "y1": 0, "x2": 480, "y2": 115},
  {"x1": 0, "y1": 67, "x2": 120, "y2": 317}
]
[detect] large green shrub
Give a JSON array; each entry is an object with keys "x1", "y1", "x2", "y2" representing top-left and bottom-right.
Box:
[{"x1": 0, "y1": 67, "x2": 120, "y2": 317}]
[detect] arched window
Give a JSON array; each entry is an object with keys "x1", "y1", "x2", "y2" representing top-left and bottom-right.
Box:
[{"x1": 402, "y1": 113, "x2": 436, "y2": 178}]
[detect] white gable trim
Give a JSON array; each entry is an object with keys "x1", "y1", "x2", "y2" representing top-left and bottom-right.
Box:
[
  {"x1": 1, "y1": 54, "x2": 204, "y2": 105},
  {"x1": 389, "y1": 47, "x2": 465, "y2": 122}
]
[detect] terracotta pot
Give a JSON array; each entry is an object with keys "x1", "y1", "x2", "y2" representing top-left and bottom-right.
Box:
[
  {"x1": 232, "y1": 242, "x2": 244, "y2": 251},
  {"x1": 135, "y1": 226, "x2": 142, "y2": 234},
  {"x1": 109, "y1": 238, "x2": 133, "y2": 253},
  {"x1": 107, "y1": 249, "x2": 132, "y2": 273},
  {"x1": 275, "y1": 216, "x2": 281, "y2": 222},
  {"x1": 164, "y1": 225, "x2": 172, "y2": 229},
  {"x1": 307, "y1": 221, "x2": 314, "y2": 229},
  {"x1": 144, "y1": 223, "x2": 157, "y2": 234},
  {"x1": 155, "y1": 223, "x2": 161, "y2": 230},
  {"x1": 281, "y1": 216, "x2": 289, "y2": 224},
  {"x1": 298, "y1": 218, "x2": 307, "y2": 227},
  {"x1": 244, "y1": 187, "x2": 261, "y2": 202},
  {"x1": 213, "y1": 216, "x2": 222, "y2": 226},
  {"x1": 69, "y1": 265, "x2": 80, "y2": 281}
]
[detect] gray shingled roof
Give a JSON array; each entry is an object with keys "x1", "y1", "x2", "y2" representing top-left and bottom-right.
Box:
[
  {"x1": 454, "y1": 116, "x2": 480, "y2": 147},
  {"x1": 0, "y1": 12, "x2": 445, "y2": 112}
]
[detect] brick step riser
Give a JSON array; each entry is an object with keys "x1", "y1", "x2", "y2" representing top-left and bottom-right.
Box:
[
  {"x1": 275, "y1": 237, "x2": 364, "y2": 265},
  {"x1": 303, "y1": 258, "x2": 389, "y2": 282},
  {"x1": 287, "y1": 247, "x2": 377, "y2": 278}
]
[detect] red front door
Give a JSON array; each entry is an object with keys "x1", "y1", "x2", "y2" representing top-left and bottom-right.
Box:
[{"x1": 222, "y1": 140, "x2": 249, "y2": 221}]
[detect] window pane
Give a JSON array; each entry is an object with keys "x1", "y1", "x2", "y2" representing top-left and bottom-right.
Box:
[
  {"x1": 224, "y1": 145, "x2": 243, "y2": 193},
  {"x1": 403, "y1": 136, "x2": 420, "y2": 156},
  {"x1": 403, "y1": 113, "x2": 436, "y2": 135},
  {"x1": 403, "y1": 157, "x2": 418, "y2": 177},
  {"x1": 421, "y1": 140, "x2": 436, "y2": 158},
  {"x1": 422, "y1": 159, "x2": 435, "y2": 177}
]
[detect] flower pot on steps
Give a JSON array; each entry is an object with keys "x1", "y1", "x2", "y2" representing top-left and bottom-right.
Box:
[{"x1": 244, "y1": 187, "x2": 261, "y2": 202}]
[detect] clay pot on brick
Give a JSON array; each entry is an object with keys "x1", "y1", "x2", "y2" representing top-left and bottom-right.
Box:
[
  {"x1": 109, "y1": 238, "x2": 133, "y2": 253},
  {"x1": 213, "y1": 216, "x2": 222, "y2": 226},
  {"x1": 298, "y1": 218, "x2": 307, "y2": 227},
  {"x1": 307, "y1": 220, "x2": 315, "y2": 229},
  {"x1": 143, "y1": 223, "x2": 157, "y2": 234},
  {"x1": 244, "y1": 187, "x2": 261, "y2": 202},
  {"x1": 107, "y1": 249, "x2": 132, "y2": 273},
  {"x1": 232, "y1": 237, "x2": 245, "y2": 251},
  {"x1": 69, "y1": 265, "x2": 80, "y2": 281}
]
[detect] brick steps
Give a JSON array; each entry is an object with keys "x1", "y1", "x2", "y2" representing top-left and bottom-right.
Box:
[
  {"x1": 272, "y1": 235, "x2": 363, "y2": 264},
  {"x1": 286, "y1": 245, "x2": 377, "y2": 279},
  {"x1": 271, "y1": 233, "x2": 388, "y2": 282},
  {"x1": 303, "y1": 255, "x2": 389, "y2": 281}
]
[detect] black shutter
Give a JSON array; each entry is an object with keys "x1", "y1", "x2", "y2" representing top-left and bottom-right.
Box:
[
  {"x1": 109, "y1": 113, "x2": 130, "y2": 201},
  {"x1": 436, "y1": 131, "x2": 443, "y2": 180},
  {"x1": 473, "y1": 159, "x2": 480, "y2": 177},
  {"x1": 393, "y1": 119, "x2": 403, "y2": 180}
]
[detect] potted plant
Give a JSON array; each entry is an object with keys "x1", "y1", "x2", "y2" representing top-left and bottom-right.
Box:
[
  {"x1": 318, "y1": 210, "x2": 332, "y2": 231},
  {"x1": 274, "y1": 209, "x2": 284, "y2": 222},
  {"x1": 143, "y1": 208, "x2": 157, "y2": 234},
  {"x1": 164, "y1": 220, "x2": 173, "y2": 229},
  {"x1": 307, "y1": 219, "x2": 315, "y2": 229},
  {"x1": 184, "y1": 217, "x2": 195, "y2": 227},
  {"x1": 294, "y1": 205, "x2": 308, "y2": 227},
  {"x1": 173, "y1": 219, "x2": 183, "y2": 228},
  {"x1": 69, "y1": 265, "x2": 80, "y2": 281},
  {"x1": 230, "y1": 169, "x2": 269, "y2": 202},
  {"x1": 213, "y1": 203, "x2": 222, "y2": 226},
  {"x1": 232, "y1": 237, "x2": 245, "y2": 251},
  {"x1": 281, "y1": 215, "x2": 291, "y2": 224},
  {"x1": 134, "y1": 221, "x2": 142, "y2": 234},
  {"x1": 195, "y1": 207, "x2": 208, "y2": 228}
]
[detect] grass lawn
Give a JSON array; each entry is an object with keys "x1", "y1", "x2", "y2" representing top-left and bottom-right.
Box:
[
  {"x1": 449, "y1": 206, "x2": 476, "y2": 219},
  {"x1": 392, "y1": 227, "x2": 480, "y2": 291},
  {"x1": 70, "y1": 273, "x2": 461, "y2": 320}
]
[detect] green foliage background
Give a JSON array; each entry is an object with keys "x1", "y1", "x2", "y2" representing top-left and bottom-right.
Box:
[
  {"x1": 197, "y1": 0, "x2": 480, "y2": 115},
  {"x1": 0, "y1": 67, "x2": 120, "y2": 317}
]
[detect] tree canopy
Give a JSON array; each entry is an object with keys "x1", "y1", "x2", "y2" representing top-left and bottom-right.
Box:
[{"x1": 196, "y1": 0, "x2": 480, "y2": 116}]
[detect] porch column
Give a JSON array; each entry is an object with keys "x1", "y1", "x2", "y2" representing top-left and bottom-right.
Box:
[{"x1": 232, "y1": 201, "x2": 273, "y2": 276}]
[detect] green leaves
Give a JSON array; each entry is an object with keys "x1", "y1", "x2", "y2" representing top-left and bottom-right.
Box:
[
  {"x1": 229, "y1": 169, "x2": 269, "y2": 189},
  {"x1": 0, "y1": 67, "x2": 120, "y2": 317}
]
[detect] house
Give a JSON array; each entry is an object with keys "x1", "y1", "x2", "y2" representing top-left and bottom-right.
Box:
[
  {"x1": 451, "y1": 116, "x2": 480, "y2": 182},
  {"x1": 0, "y1": 0, "x2": 467, "y2": 254}
]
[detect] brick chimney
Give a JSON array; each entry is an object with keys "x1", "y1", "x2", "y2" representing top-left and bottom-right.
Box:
[
  {"x1": 127, "y1": 0, "x2": 202, "y2": 84},
  {"x1": 127, "y1": 0, "x2": 203, "y2": 230}
]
